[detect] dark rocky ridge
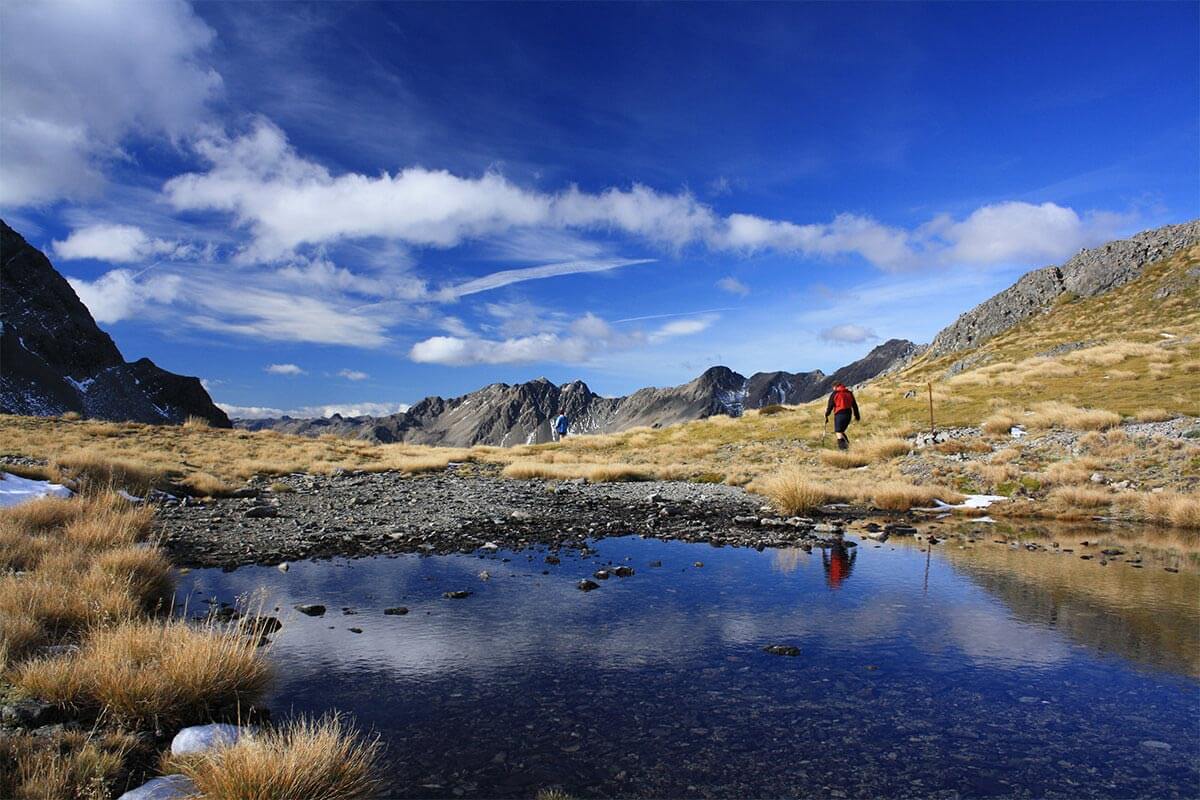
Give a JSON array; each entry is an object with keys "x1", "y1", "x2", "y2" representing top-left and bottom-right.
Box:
[
  {"x1": 0, "y1": 220, "x2": 230, "y2": 426},
  {"x1": 926, "y1": 220, "x2": 1200, "y2": 358},
  {"x1": 238, "y1": 339, "x2": 917, "y2": 446}
]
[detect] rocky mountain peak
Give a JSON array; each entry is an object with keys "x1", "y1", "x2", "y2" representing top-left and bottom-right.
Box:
[{"x1": 0, "y1": 220, "x2": 230, "y2": 426}]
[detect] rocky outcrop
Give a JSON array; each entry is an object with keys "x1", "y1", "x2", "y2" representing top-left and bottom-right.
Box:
[
  {"x1": 238, "y1": 341, "x2": 917, "y2": 446},
  {"x1": 926, "y1": 220, "x2": 1200, "y2": 358},
  {"x1": 0, "y1": 220, "x2": 230, "y2": 426}
]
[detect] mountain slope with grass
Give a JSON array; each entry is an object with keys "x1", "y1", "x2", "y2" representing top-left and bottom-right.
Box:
[{"x1": 0, "y1": 220, "x2": 230, "y2": 427}]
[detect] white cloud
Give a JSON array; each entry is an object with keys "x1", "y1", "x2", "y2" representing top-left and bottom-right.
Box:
[
  {"x1": 67, "y1": 269, "x2": 181, "y2": 324},
  {"x1": 53, "y1": 223, "x2": 191, "y2": 263},
  {"x1": 409, "y1": 312, "x2": 639, "y2": 366},
  {"x1": 716, "y1": 276, "x2": 750, "y2": 296},
  {"x1": 919, "y1": 201, "x2": 1123, "y2": 265},
  {"x1": 216, "y1": 403, "x2": 284, "y2": 419},
  {"x1": 337, "y1": 369, "x2": 369, "y2": 381},
  {"x1": 819, "y1": 324, "x2": 877, "y2": 344},
  {"x1": 649, "y1": 314, "x2": 719, "y2": 343},
  {"x1": 0, "y1": 0, "x2": 220, "y2": 206},
  {"x1": 265, "y1": 363, "x2": 305, "y2": 376},
  {"x1": 163, "y1": 120, "x2": 1125, "y2": 271}
]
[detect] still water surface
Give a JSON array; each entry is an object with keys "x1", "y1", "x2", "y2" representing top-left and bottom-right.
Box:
[{"x1": 176, "y1": 534, "x2": 1200, "y2": 799}]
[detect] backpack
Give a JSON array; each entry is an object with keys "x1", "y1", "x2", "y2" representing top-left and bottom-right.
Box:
[{"x1": 832, "y1": 387, "x2": 854, "y2": 413}]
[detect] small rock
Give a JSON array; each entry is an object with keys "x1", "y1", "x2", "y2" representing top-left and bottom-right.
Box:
[
  {"x1": 295, "y1": 604, "x2": 326, "y2": 616},
  {"x1": 693, "y1": 561, "x2": 704, "y2": 568},
  {"x1": 593, "y1": 570, "x2": 610, "y2": 580},
  {"x1": 443, "y1": 590, "x2": 472, "y2": 599},
  {"x1": 577, "y1": 579, "x2": 600, "y2": 592},
  {"x1": 478, "y1": 570, "x2": 490, "y2": 581},
  {"x1": 1, "y1": 699, "x2": 55, "y2": 728},
  {"x1": 1141, "y1": 740, "x2": 1172, "y2": 751},
  {"x1": 240, "y1": 616, "x2": 282, "y2": 636},
  {"x1": 383, "y1": 607, "x2": 409, "y2": 615},
  {"x1": 648, "y1": 560, "x2": 662, "y2": 568},
  {"x1": 613, "y1": 566, "x2": 635, "y2": 577},
  {"x1": 763, "y1": 645, "x2": 800, "y2": 657},
  {"x1": 348, "y1": 627, "x2": 363, "y2": 634},
  {"x1": 245, "y1": 505, "x2": 278, "y2": 519},
  {"x1": 171, "y1": 723, "x2": 244, "y2": 755},
  {"x1": 276, "y1": 562, "x2": 289, "y2": 572},
  {"x1": 545, "y1": 555, "x2": 561, "y2": 565}
]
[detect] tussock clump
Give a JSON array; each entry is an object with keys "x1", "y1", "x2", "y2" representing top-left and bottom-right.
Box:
[
  {"x1": 754, "y1": 469, "x2": 843, "y2": 515},
  {"x1": 15, "y1": 618, "x2": 271, "y2": 729},
  {"x1": 1135, "y1": 408, "x2": 1175, "y2": 422},
  {"x1": 868, "y1": 481, "x2": 964, "y2": 511},
  {"x1": 1, "y1": 463, "x2": 55, "y2": 482},
  {"x1": 167, "y1": 714, "x2": 379, "y2": 800},
  {"x1": 1048, "y1": 485, "x2": 1113, "y2": 511},
  {"x1": 757, "y1": 404, "x2": 788, "y2": 416},
  {"x1": 819, "y1": 450, "x2": 871, "y2": 469},
  {"x1": 501, "y1": 462, "x2": 650, "y2": 482},
  {"x1": 181, "y1": 471, "x2": 238, "y2": 497},
  {"x1": 53, "y1": 449, "x2": 167, "y2": 495},
  {"x1": 1027, "y1": 402, "x2": 1121, "y2": 431},
  {"x1": 1140, "y1": 491, "x2": 1200, "y2": 529},
  {"x1": 182, "y1": 415, "x2": 212, "y2": 429},
  {"x1": 981, "y1": 413, "x2": 1018, "y2": 436},
  {"x1": 0, "y1": 728, "x2": 139, "y2": 800}
]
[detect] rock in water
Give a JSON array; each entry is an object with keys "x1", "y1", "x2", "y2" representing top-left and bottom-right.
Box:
[
  {"x1": 577, "y1": 579, "x2": 600, "y2": 592},
  {"x1": 763, "y1": 645, "x2": 801, "y2": 657},
  {"x1": 295, "y1": 604, "x2": 326, "y2": 616},
  {"x1": 443, "y1": 590, "x2": 472, "y2": 599},
  {"x1": 383, "y1": 607, "x2": 409, "y2": 615}
]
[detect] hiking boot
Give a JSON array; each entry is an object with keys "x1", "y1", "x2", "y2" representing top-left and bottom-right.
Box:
[{"x1": 837, "y1": 437, "x2": 848, "y2": 450}]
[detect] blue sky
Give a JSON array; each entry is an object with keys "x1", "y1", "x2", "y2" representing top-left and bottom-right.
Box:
[{"x1": 2, "y1": 1, "x2": 1196, "y2": 418}]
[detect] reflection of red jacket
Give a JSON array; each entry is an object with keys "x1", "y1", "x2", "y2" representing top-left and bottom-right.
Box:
[{"x1": 828, "y1": 550, "x2": 848, "y2": 588}]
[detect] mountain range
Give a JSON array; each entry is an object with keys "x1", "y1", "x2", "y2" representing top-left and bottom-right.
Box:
[{"x1": 2, "y1": 217, "x2": 1196, "y2": 445}]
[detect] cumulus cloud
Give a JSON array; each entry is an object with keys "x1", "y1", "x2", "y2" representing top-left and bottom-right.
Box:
[
  {"x1": 0, "y1": 0, "x2": 220, "y2": 206},
  {"x1": 53, "y1": 224, "x2": 192, "y2": 263},
  {"x1": 264, "y1": 363, "x2": 305, "y2": 375},
  {"x1": 819, "y1": 324, "x2": 878, "y2": 344},
  {"x1": 163, "y1": 120, "x2": 1122, "y2": 271},
  {"x1": 337, "y1": 369, "x2": 369, "y2": 381},
  {"x1": 716, "y1": 276, "x2": 750, "y2": 296},
  {"x1": 67, "y1": 270, "x2": 181, "y2": 324}
]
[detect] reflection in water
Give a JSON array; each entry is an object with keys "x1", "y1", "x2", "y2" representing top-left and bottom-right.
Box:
[
  {"x1": 178, "y1": 532, "x2": 1200, "y2": 799},
  {"x1": 821, "y1": 539, "x2": 857, "y2": 589}
]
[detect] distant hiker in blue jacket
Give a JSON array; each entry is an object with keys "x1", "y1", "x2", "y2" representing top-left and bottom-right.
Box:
[
  {"x1": 824, "y1": 382, "x2": 861, "y2": 450},
  {"x1": 553, "y1": 413, "x2": 569, "y2": 441}
]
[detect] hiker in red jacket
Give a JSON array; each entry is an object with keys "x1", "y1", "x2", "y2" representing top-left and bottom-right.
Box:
[{"x1": 824, "y1": 382, "x2": 861, "y2": 450}]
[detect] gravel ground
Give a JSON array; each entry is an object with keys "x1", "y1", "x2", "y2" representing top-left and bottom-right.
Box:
[{"x1": 159, "y1": 470, "x2": 877, "y2": 568}]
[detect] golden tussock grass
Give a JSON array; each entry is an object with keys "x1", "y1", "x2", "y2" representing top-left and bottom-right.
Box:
[
  {"x1": 53, "y1": 449, "x2": 168, "y2": 495},
  {"x1": 1139, "y1": 491, "x2": 1200, "y2": 530},
  {"x1": 15, "y1": 617, "x2": 272, "y2": 730},
  {"x1": 1, "y1": 463, "x2": 55, "y2": 482},
  {"x1": 868, "y1": 481, "x2": 964, "y2": 511},
  {"x1": 990, "y1": 447, "x2": 1022, "y2": 464},
  {"x1": 501, "y1": 461, "x2": 651, "y2": 482},
  {"x1": 1048, "y1": 485, "x2": 1113, "y2": 511},
  {"x1": 819, "y1": 450, "x2": 871, "y2": 469},
  {"x1": 1135, "y1": 407, "x2": 1176, "y2": 422},
  {"x1": 981, "y1": 413, "x2": 1017, "y2": 436},
  {"x1": 1026, "y1": 402, "x2": 1122, "y2": 431},
  {"x1": 182, "y1": 415, "x2": 212, "y2": 429},
  {"x1": 165, "y1": 714, "x2": 380, "y2": 800},
  {"x1": 180, "y1": 471, "x2": 238, "y2": 497},
  {"x1": 0, "y1": 728, "x2": 139, "y2": 800},
  {"x1": 752, "y1": 469, "x2": 848, "y2": 515}
]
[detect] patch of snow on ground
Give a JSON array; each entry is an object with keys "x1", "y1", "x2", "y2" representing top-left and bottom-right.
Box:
[
  {"x1": 0, "y1": 473, "x2": 73, "y2": 507},
  {"x1": 934, "y1": 494, "x2": 1009, "y2": 510}
]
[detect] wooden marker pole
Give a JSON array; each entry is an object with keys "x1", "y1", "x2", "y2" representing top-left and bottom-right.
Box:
[{"x1": 927, "y1": 382, "x2": 935, "y2": 434}]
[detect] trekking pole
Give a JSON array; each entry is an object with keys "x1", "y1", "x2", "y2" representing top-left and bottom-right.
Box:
[
  {"x1": 927, "y1": 382, "x2": 935, "y2": 435},
  {"x1": 822, "y1": 416, "x2": 828, "y2": 447}
]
